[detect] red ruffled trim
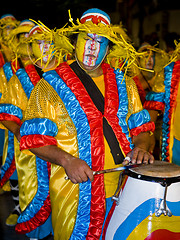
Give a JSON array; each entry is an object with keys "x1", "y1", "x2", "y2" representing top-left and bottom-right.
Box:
[
  {"x1": 15, "y1": 194, "x2": 51, "y2": 234},
  {"x1": 143, "y1": 100, "x2": 165, "y2": 112},
  {"x1": 0, "y1": 158, "x2": 16, "y2": 188},
  {"x1": 0, "y1": 113, "x2": 22, "y2": 126},
  {"x1": 102, "y1": 63, "x2": 132, "y2": 155},
  {"x1": 133, "y1": 75, "x2": 146, "y2": 104},
  {"x1": 25, "y1": 64, "x2": 41, "y2": 86},
  {"x1": 56, "y1": 62, "x2": 106, "y2": 239},
  {"x1": 130, "y1": 121, "x2": 155, "y2": 136},
  {"x1": 20, "y1": 134, "x2": 57, "y2": 151},
  {"x1": 0, "y1": 51, "x2": 5, "y2": 68}
]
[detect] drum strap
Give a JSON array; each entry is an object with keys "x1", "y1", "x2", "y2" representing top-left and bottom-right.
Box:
[
  {"x1": 70, "y1": 61, "x2": 124, "y2": 164},
  {"x1": 34, "y1": 65, "x2": 43, "y2": 79}
]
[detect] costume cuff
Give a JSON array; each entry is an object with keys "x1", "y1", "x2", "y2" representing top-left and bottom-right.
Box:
[
  {"x1": 128, "y1": 109, "x2": 150, "y2": 129},
  {"x1": 0, "y1": 103, "x2": 23, "y2": 119},
  {"x1": 20, "y1": 134, "x2": 57, "y2": 150},
  {"x1": 20, "y1": 118, "x2": 58, "y2": 136},
  {"x1": 0, "y1": 103, "x2": 23, "y2": 126},
  {"x1": 130, "y1": 121, "x2": 155, "y2": 136},
  {"x1": 145, "y1": 91, "x2": 165, "y2": 102},
  {"x1": 20, "y1": 118, "x2": 58, "y2": 150},
  {"x1": 143, "y1": 100, "x2": 165, "y2": 111}
]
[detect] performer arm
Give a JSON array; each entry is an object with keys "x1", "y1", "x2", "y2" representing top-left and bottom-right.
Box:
[
  {"x1": 1, "y1": 120, "x2": 21, "y2": 141},
  {"x1": 20, "y1": 78, "x2": 94, "y2": 184},
  {"x1": 123, "y1": 76, "x2": 156, "y2": 165},
  {"x1": 29, "y1": 145, "x2": 94, "y2": 184},
  {"x1": 126, "y1": 131, "x2": 154, "y2": 164}
]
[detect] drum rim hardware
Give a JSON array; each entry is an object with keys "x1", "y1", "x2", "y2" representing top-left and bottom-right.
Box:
[
  {"x1": 155, "y1": 183, "x2": 173, "y2": 217},
  {"x1": 125, "y1": 169, "x2": 180, "y2": 185}
]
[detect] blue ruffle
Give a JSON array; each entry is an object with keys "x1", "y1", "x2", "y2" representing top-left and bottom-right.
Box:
[
  {"x1": 145, "y1": 91, "x2": 165, "y2": 102},
  {"x1": 16, "y1": 68, "x2": 34, "y2": 99},
  {"x1": 161, "y1": 62, "x2": 174, "y2": 161},
  {"x1": 43, "y1": 70, "x2": 92, "y2": 239},
  {"x1": 20, "y1": 118, "x2": 58, "y2": 137},
  {"x1": 17, "y1": 156, "x2": 50, "y2": 223},
  {"x1": 0, "y1": 103, "x2": 23, "y2": 120},
  {"x1": 128, "y1": 109, "x2": 151, "y2": 129},
  {"x1": 115, "y1": 69, "x2": 134, "y2": 150},
  {"x1": 1, "y1": 131, "x2": 15, "y2": 179},
  {"x1": 3, "y1": 62, "x2": 14, "y2": 82}
]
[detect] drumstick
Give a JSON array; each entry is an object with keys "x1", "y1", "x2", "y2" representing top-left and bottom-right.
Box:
[
  {"x1": 64, "y1": 162, "x2": 141, "y2": 180},
  {"x1": 93, "y1": 163, "x2": 139, "y2": 175}
]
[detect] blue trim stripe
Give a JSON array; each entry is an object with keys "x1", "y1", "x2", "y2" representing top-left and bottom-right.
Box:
[
  {"x1": 162, "y1": 62, "x2": 174, "y2": 161},
  {"x1": 1, "y1": 131, "x2": 15, "y2": 179},
  {"x1": 128, "y1": 109, "x2": 151, "y2": 129},
  {"x1": 3, "y1": 62, "x2": 14, "y2": 82},
  {"x1": 115, "y1": 69, "x2": 134, "y2": 150},
  {"x1": 43, "y1": 70, "x2": 92, "y2": 239},
  {"x1": 145, "y1": 91, "x2": 165, "y2": 102},
  {"x1": 20, "y1": 118, "x2": 58, "y2": 137},
  {"x1": 0, "y1": 103, "x2": 23, "y2": 120},
  {"x1": 16, "y1": 68, "x2": 34, "y2": 99}
]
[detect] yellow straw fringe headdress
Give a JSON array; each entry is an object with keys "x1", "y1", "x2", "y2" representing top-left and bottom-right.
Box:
[
  {"x1": 168, "y1": 40, "x2": 180, "y2": 63},
  {"x1": 27, "y1": 11, "x2": 147, "y2": 73},
  {"x1": 138, "y1": 44, "x2": 169, "y2": 73},
  {"x1": 0, "y1": 17, "x2": 20, "y2": 30},
  {"x1": 55, "y1": 10, "x2": 145, "y2": 72}
]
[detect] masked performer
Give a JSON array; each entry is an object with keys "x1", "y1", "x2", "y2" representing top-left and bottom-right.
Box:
[
  {"x1": 0, "y1": 16, "x2": 22, "y2": 225},
  {"x1": 0, "y1": 23, "x2": 54, "y2": 239},
  {"x1": 20, "y1": 9, "x2": 155, "y2": 240},
  {"x1": 143, "y1": 43, "x2": 180, "y2": 165}
]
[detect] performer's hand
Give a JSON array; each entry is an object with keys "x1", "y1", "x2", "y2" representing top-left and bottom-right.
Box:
[
  {"x1": 63, "y1": 156, "x2": 94, "y2": 184},
  {"x1": 123, "y1": 132, "x2": 154, "y2": 165},
  {"x1": 124, "y1": 147, "x2": 154, "y2": 165}
]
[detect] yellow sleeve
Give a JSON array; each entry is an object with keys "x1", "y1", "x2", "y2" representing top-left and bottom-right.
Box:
[
  {"x1": 126, "y1": 75, "x2": 143, "y2": 114},
  {"x1": 24, "y1": 78, "x2": 58, "y2": 122},
  {"x1": 0, "y1": 67, "x2": 8, "y2": 101},
  {"x1": 1, "y1": 74, "x2": 28, "y2": 112}
]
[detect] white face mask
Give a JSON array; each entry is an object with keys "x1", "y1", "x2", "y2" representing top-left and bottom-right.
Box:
[
  {"x1": 75, "y1": 32, "x2": 109, "y2": 71},
  {"x1": 39, "y1": 40, "x2": 52, "y2": 63},
  {"x1": 32, "y1": 40, "x2": 53, "y2": 64}
]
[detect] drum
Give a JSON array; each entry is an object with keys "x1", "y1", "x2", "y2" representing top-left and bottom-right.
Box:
[{"x1": 104, "y1": 161, "x2": 180, "y2": 240}]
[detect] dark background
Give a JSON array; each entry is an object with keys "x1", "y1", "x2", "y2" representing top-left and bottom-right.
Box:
[
  {"x1": 0, "y1": 0, "x2": 117, "y2": 28},
  {"x1": 1, "y1": 0, "x2": 180, "y2": 47}
]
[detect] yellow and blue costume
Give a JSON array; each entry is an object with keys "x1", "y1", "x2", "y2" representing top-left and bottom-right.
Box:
[
  {"x1": 20, "y1": 61, "x2": 154, "y2": 239},
  {"x1": 19, "y1": 9, "x2": 154, "y2": 239},
  {"x1": 0, "y1": 22, "x2": 53, "y2": 238},
  {"x1": 143, "y1": 44, "x2": 180, "y2": 163}
]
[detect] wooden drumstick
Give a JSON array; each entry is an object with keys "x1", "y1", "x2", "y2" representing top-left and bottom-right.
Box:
[
  {"x1": 64, "y1": 162, "x2": 141, "y2": 180},
  {"x1": 93, "y1": 164, "x2": 139, "y2": 175}
]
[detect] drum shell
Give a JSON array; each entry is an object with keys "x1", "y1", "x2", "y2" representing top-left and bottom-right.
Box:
[{"x1": 105, "y1": 174, "x2": 180, "y2": 240}]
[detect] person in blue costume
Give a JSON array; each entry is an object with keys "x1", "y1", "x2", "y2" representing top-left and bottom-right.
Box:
[{"x1": 19, "y1": 9, "x2": 155, "y2": 240}]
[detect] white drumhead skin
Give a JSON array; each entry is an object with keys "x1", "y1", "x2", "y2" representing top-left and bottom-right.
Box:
[{"x1": 130, "y1": 160, "x2": 180, "y2": 178}]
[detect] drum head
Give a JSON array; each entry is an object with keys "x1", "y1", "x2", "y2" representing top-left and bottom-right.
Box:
[{"x1": 129, "y1": 160, "x2": 180, "y2": 178}]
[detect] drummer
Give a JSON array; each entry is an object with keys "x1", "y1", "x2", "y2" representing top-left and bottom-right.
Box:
[
  {"x1": 143, "y1": 43, "x2": 180, "y2": 165},
  {"x1": 19, "y1": 8, "x2": 155, "y2": 239}
]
